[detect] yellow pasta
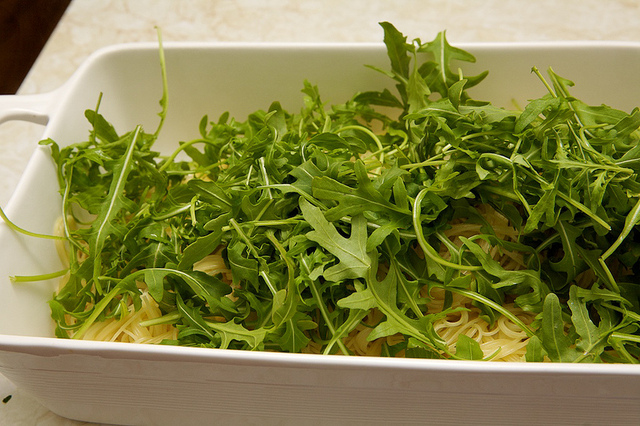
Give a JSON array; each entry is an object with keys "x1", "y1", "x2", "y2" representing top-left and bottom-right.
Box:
[{"x1": 58, "y1": 204, "x2": 537, "y2": 361}]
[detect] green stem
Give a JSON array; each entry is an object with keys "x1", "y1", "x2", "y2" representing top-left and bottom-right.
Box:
[
  {"x1": 153, "y1": 26, "x2": 169, "y2": 140},
  {"x1": 601, "y1": 302, "x2": 640, "y2": 322},
  {"x1": 531, "y1": 66, "x2": 556, "y2": 97},
  {"x1": 229, "y1": 218, "x2": 278, "y2": 296},
  {"x1": 139, "y1": 312, "x2": 181, "y2": 327},
  {"x1": 300, "y1": 256, "x2": 351, "y2": 356},
  {"x1": 158, "y1": 139, "x2": 216, "y2": 172},
  {"x1": 73, "y1": 284, "x2": 124, "y2": 339},
  {"x1": 10, "y1": 268, "x2": 69, "y2": 283},
  {"x1": 602, "y1": 197, "x2": 640, "y2": 260},
  {"x1": 0, "y1": 206, "x2": 65, "y2": 241},
  {"x1": 413, "y1": 188, "x2": 482, "y2": 271},
  {"x1": 336, "y1": 125, "x2": 385, "y2": 164}
]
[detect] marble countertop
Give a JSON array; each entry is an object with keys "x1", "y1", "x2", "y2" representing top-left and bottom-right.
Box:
[{"x1": 1, "y1": 0, "x2": 640, "y2": 424}]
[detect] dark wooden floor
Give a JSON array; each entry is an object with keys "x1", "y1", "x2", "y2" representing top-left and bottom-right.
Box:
[{"x1": 0, "y1": 0, "x2": 71, "y2": 94}]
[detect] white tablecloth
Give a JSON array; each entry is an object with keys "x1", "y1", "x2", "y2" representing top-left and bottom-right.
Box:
[{"x1": 1, "y1": 0, "x2": 640, "y2": 424}]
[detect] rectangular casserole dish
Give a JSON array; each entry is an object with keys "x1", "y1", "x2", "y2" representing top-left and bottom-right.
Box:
[{"x1": 0, "y1": 41, "x2": 639, "y2": 425}]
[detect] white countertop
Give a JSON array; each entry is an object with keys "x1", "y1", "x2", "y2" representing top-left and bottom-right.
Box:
[{"x1": 2, "y1": 0, "x2": 640, "y2": 424}]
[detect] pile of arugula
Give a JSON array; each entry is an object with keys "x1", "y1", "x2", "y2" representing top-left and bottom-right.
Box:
[{"x1": 32, "y1": 22, "x2": 640, "y2": 361}]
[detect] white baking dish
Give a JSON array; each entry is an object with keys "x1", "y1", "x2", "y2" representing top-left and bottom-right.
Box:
[{"x1": 1, "y1": 41, "x2": 640, "y2": 425}]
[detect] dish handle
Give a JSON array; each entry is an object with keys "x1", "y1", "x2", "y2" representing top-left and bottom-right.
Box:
[{"x1": 0, "y1": 90, "x2": 61, "y2": 126}]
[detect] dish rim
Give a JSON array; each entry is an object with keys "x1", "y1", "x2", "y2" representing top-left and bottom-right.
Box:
[{"x1": 3, "y1": 40, "x2": 640, "y2": 372}]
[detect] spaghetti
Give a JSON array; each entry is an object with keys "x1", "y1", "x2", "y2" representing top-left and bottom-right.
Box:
[{"x1": 58, "y1": 205, "x2": 537, "y2": 361}]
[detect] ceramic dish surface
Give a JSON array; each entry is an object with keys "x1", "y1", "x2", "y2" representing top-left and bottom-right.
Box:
[{"x1": 1, "y1": 42, "x2": 640, "y2": 425}]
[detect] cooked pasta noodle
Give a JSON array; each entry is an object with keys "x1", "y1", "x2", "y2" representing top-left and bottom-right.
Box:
[
  {"x1": 55, "y1": 203, "x2": 538, "y2": 360},
  {"x1": 55, "y1": 217, "x2": 179, "y2": 343},
  {"x1": 426, "y1": 288, "x2": 534, "y2": 362},
  {"x1": 432, "y1": 204, "x2": 535, "y2": 361},
  {"x1": 79, "y1": 290, "x2": 178, "y2": 343}
]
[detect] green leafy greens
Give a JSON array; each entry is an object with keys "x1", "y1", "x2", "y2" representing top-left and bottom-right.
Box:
[{"x1": 15, "y1": 22, "x2": 640, "y2": 362}]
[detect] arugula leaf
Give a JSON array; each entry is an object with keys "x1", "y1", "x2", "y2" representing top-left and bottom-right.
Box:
[
  {"x1": 176, "y1": 293, "x2": 216, "y2": 341},
  {"x1": 207, "y1": 320, "x2": 267, "y2": 350},
  {"x1": 272, "y1": 312, "x2": 316, "y2": 353},
  {"x1": 22, "y1": 22, "x2": 640, "y2": 362},
  {"x1": 301, "y1": 198, "x2": 372, "y2": 281},
  {"x1": 417, "y1": 31, "x2": 488, "y2": 96},
  {"x1": 548, "y1": 220, "x2": 587, "y2": 286},
  {"x1": 524, "y1": 335, "x2": 546, "y2": 362},
  {"x1": 312, "y1": 160, "x2": 411, "y2": 222},
  {"x1": 567, "y1": 286, "x2": 605, "y2": 360},
  {"x1": 540, "y1": 293, "x2": 579, "y2": 362},
  {"x1": 360, "y1": 258, "x2": 444, "y2": 351},
  {"x1": 89, "y1": 126, "x2": 142, "y2": 291},
  {"x1": 379, "y1": 21, "x2": 411, "y2": 81},
  {"x1": 85, "y1": 109, "x2": 119, "y2": 143},
  {"x1": 455, "y1": 335, "x2": 484, "y2": 360}
]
